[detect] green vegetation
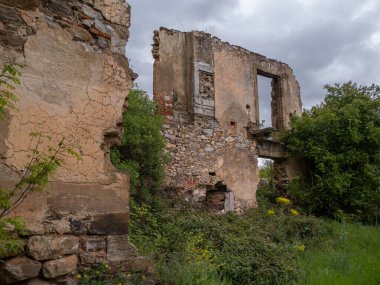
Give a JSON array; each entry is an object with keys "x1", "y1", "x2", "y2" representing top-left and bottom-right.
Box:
[
  {"x1": 110, "y1": 85, "x2": 379, "y2": 284},
  {"x1": 0, "y1": 63, "x2": 23, "y2": 119},
  {"x1": 298, "y1": 222, "x2": 380, "y2": 285},
  {"x1": 111, "y1": 86, "x2": 167, "y2": 204},
  {"x1": 259, "y1": 159, "x2": 273, "y2": 180},
  {"x1": 112, "y1": 87, "x2": 330, "y2": 284},
  {"x1": 76, "y1": 263, "x2": 149, "y2": 285},
  {"x1": 130, "y1": 195, "x2": 331, "y2": 285},
  {"x1": 257, "y1": 160, "x2": 277, "y2": 209},
  {"x1": 283, "y1": 82, "x2": 380, "y2": 223}
]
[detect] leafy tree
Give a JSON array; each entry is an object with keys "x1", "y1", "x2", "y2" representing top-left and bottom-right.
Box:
[
  {"x1": 111, "y1": 87, "x2": 168, "y2": 204},
  {"x1": 283, "y1": 82, "x2": 380, "y2": 223}
]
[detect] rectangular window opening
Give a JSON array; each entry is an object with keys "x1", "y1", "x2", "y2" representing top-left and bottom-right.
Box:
[{"x1": 257, "y1": 75, "x2": 273, "y2": 128}]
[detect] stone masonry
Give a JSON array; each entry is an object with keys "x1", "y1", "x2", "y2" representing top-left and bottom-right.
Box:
[
  {"x1": 0, "y1": 1, "x2": 154, "y2": 284},
  {"x1": 153, "y1": 28, "x2": 303, "y2": 211}
]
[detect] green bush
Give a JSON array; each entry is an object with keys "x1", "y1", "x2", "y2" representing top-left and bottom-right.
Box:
[
  {"x1": 130, "y1": 195, "x2": 332, "y2": 285},
  {"x1": 256, "y1": 183, "x2": 280, "y2": 210},
  {"x1": 283, "y1": 82, "x2": 380, "y2": 223},
  {"x1": 111, "y1": 87, "x2": 168, "y2": 204}
]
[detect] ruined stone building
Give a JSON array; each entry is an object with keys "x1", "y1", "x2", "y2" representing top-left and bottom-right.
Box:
[
  {"x1": 0, "y1": 1, "x2": 154, "y2": 284},
  {"x1": 153, "y1": 28, "x2": 303, "y2": 212},
  {"x1": 0, "y1": 0, "x2": 304, "y2": 281}
]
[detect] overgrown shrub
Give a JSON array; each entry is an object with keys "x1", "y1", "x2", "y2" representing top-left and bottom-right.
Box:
[
  {"x1": 111, "y1": 87, "x2": 167, "y2": 204},
  {"x1": 283, "y1": 82, "x2": 380, "y2": 223},
  {"x1": 256, "y1": 183, "x2": 280, "y2": 210},
  {"x1": 130, "y1": 195, "x2": 332, "y2": 285}
]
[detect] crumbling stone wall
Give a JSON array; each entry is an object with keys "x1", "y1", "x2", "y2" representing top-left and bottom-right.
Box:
[
  {"x1": 0, "y1": 1, "x2": 154, "y2": 284},
  {"x1": 153, "y1": 28, "x2": 302, "y2": 211},
  {"x1": 164, "y1": 116, "x2": 258, "y2": 210}
]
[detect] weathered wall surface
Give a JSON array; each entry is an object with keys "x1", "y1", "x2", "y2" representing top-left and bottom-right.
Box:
[
  {"x1": 153, "y1": 29, "x2": 193, "y2": 124},
  {"x1": 213, "y1": 46, "x2": 257, "y2": 128},
  {"x1": 163, "y1": 115, "x2": 258, "y2": 209},
  {"x1": 153, "y1": 28, "x2": 302, "y2": 211},
  {"x1": 0, "y1": 1, "x2": 154, "y2": 284}
]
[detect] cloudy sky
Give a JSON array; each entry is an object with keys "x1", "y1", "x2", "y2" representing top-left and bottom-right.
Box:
[{"x1": 126, "y1": 0, "x2": 380, "y2": 123}]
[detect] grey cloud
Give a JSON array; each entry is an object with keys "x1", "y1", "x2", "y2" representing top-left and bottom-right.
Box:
[{"x1": 126, "y1": 0, "x2": 380, "y2": 111}]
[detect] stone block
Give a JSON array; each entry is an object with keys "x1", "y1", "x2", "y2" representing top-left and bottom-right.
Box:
[
  {"x1": 81, "y1": 5, "x2": 102, "y2": 20},
  {"x1": 204, "y1": 146, "x2": 214, "y2": 153},
  {"x1": 0, "y1": 256, "x2": 41, "y2": 284},
  {"x1": 42, "y1": 255, "x2": 78, "y2": 279},
  {"x1": 69, "y1": 27, "x2": 93, "y2": 42},
  {"x1": 224, "y1": 136, "x2": 235, "y2": 143},
  {"x1": 80, "y1": 236, "x2": 106, "y2": 251},
  {"x1": 107, "y1": 235, "x2": 138, "y2": 262},
  {"x1": 203, "y1": 129, "x2": 214, "y2": 136},
  {"x1": 79, "y1": 250, "x2": 107, "y2": 265},
  {"x1": 109, "y1": 256, "x2": 155, "y2": 276},
  {"x1": 27, "y1": 235, "x2": 79, "y2": 261},
  {"x1": 79, "y1": 236, "x2": 107, "y2": 265},
  {"x1": 93, "y1": 0, "x2": 131, "y2": 27},
  {"x1": 94, "y1": 19, "x2": 114, "y2": 34},
  {"x1": 111, "y1": 35, "x2": 127, "y2": 55},
  {"x1": 89, "y1": 213, "x2": 129, "y2": 235},
  {"x1": 45, "y1": 0, "x2": 73, "y2": 18},
  {"x1": 202, "y1": 99, "x2": 215, "y2": 108}
]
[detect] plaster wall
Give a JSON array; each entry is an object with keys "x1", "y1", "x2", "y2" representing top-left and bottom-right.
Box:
[{"x1": 153, "y1": 28, "x2": 303, "y2": 210}]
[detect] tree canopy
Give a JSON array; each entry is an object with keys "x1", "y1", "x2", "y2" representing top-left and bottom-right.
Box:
[{"x1": 284, "y1": 82, "x2": 380, "y2": 223}]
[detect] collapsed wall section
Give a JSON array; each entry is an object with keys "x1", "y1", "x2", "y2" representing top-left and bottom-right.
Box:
[
  {"x1": 0, "y1": 1, "x2": 154, "y2": 283},
  {"x1": 153, "y1": 28, "x2": 302, "y2": 211}
]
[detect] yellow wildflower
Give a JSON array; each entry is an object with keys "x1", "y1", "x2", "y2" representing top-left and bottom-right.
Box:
[
  {"x1": 290, "y1": 209, "x2": 300, "y2": 216},
  {"x1": 267, "y1": 209, "x2": 276, "y2": 216},
  {"x1": 75, "y1": 274, "x2": 82, "y2": 279},
  {"x1": 297, "y1": 244, "x2": 305, "y2": 253},
  {"x1": 276, "y1": 197, "x2": 291, "y2": 205}
]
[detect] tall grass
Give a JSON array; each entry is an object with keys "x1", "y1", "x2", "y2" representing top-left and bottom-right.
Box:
[
  {"x1": 298, "y1": 222, "x2": 380, "y2": 285},
  {"x1": 156, "y1": 258, "x2": 232, "y2": 285}
]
